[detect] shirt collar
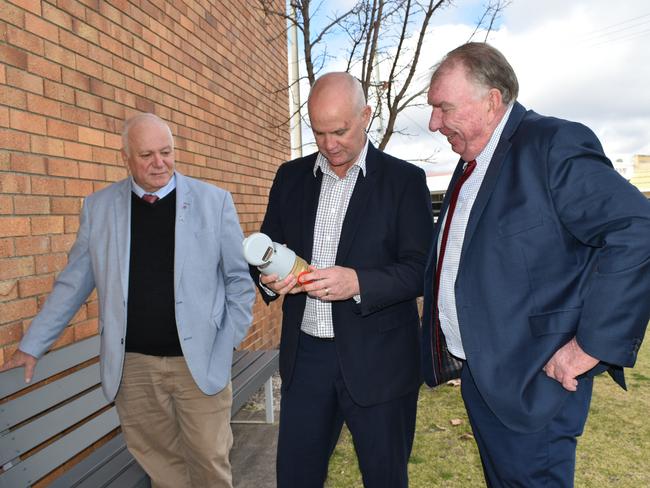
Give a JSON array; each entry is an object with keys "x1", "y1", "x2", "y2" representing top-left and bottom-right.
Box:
[
  {"x1": 312, "y1": 139, "x2": 369, "y2": 178},
  {"x1": 131, "y1": 172, "x2": 177, "y2": 199}
]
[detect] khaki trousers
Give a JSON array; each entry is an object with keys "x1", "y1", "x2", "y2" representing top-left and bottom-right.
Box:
[{"x1": 115, "y1": 352, "x2": 233, "y2": 488}]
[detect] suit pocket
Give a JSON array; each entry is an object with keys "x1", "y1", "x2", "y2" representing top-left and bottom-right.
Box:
[
  {"x1": 529, "y1": 308, "x2": 581, "y2": 337},
  {"x1": 498, "y1": 213, "x2": 543, "y2": 237}
]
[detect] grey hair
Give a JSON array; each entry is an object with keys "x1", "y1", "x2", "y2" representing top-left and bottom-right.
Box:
[
  {"x1": 121, "y1": 113, "x2": 174, "y2": 154},
  {"x1": 432, "y1": 42, "x2": 519, "y2": 105}
]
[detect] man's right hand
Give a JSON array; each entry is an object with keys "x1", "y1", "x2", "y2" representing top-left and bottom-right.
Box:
[{"x1": 0, "y1": 349, "x2": 38, "y2": 383}]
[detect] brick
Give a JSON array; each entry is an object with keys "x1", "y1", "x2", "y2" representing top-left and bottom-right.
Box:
[
  {"x1": 86, "y1": 299, "x2": 98, "y2": 318},
  {"x1": 0, "y1": 256, "x2": 34, "y2": 280},
  {"x1": 0, "y1": 321, "x2": 26, "y2": 343},
  {"x1": 0, "y1": 43, "x2": 27, "y2": 70},
  {"x1": 27, "y1": 54, "x2": 62, "y2": 81},
  {"x1": 89, "y1": 78, "x2": 115, "y2": 99},
  {"x1": 74, "y1": 318, "x2": 98, "y2": 340},
  {"x1": 31, "y1": 134, "x2": 65, "y2": 157},
  {"x1": 31, "y1": 216, "x2": 65, "y2": 235},
  {"x1": 44, "y1": 80, "x2": 75, "y2": 104},
  {"x1": 0, "y1": 128, "x2": 30, "y2": 152},
  {"x1": 48, "y1": 158, "x2": 79, "y2": 178},
  {"x1": 75, "y1": 90, "x2": 102, "y2": 111},
  {"x1": 89, "y1": 113, "x2": 116, "y2": 133},
  {"x1": 0, "y1": 1, "x2": 25, "y2": 27},
  {"x1": 0, "y1": 105, "x2": 8, "y2": 128},
  {"x1": 64, "y1": 214, "x2": 79, "y2": 233},
  {"x1": 60, "y1": 105, "x2": 90, "y2": 125},
  {"x1": 75, "y1": 55, "x2": 102, "y2": 78},
  {"x1": 0, "y1": 238, "x2": 15, "y2": 258},
  {"x1": 31, "y1": 176, "x2": 66, "y2": 196},
  {"x1": 51, "y1": 233, "x2": 76, "y2": 253},
  {"x1": 43, "y1": 41, "x2": 75, "y2": 68},
  {"x1": 18, "y1": 275, "x2": 54, "y2": 298},
  {"x1": 0, "y1": 277, "x2": 18, "y2": 299},
  {"x1": 60, "y1": 0, "x2": 87, "y2": 21},
  {"x1": 9, "y1": 109, "x2": 47, "y2": 135},
  {"x1": 104, "y1": 133, "x2": 122, "y2": 150},
  {"x1": 78, "y1": 162, "x2": 105, "y2": 180},
  {"x1": 6, "y1": 66, "x2": 43, "y2": 95},
  {"x1": 0, "y1": 173, "x2": 30, "y2": 193},
  {"x1": 42, "y1": 2, "x2": 73, "y2": 30},
  {"x1": 92, "y1": 146, "x2": 119, "y2": 165},
  {"x1": 34, "y1": 253, "x2": 68, "y2": 273},
  {"x1": 25, "y1": 12, "x2": 58, "y2": 42},
  {"x1": 0, "y1": 298, "x2": 36, "y2": 322},
  {"x1": 0, "y1": 85, "x2": 27, "y2": 109},
  {"x1": 0, "y1": 195, "x2": 13, "y2": 214},
  {"x1": 65, "y1": 179, "x2": 93, "y2": 197},
  {"x1": 14, "y1": 235, "x2": 50, "y2": 256},
  {"x1": 26, "y1": 93, "x2": 62, "y2": 118},
  {"x1": 11, "y1": 0, "x2": 41, "y2": 15},
  {"x1": 11, "y1": 153, "x2": 47, "y2": 174},
  {"x1": 78, "y1": 127, "x2": 105, "y2": 147},
  {"x1": 64, "y1": 141, "x2": 93, "y2": 161},
  {"x1": 13, "y1": 195, "x2": 51, "y2": 214},
  {"x1": 6, "y1": 23, "x2": 44, "y2": 55},
  {"x1": 51, "y1": 326, "x2": 74, "y2": 349},
  {"x1": 61, "y1": 66, "x2": 91, "y2": 92},
  {"x1": 50, "y1": 196, "x2": 82, "y2": 214},
  {"x1": 0, "y1": 63, "x2": 5, "y2": 84},
  {"x1": 0, "y1": 216, "x2": 30, "y2": 237},
  {"x1": 46, "y1": 119, "x2": 78, "y2": 141},
  {"x1": 87, "y1": 44, "x2": 112, "y2": 69}
]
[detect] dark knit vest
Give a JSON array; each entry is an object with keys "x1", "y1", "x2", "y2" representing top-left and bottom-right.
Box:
[{"x1": 125, "y1": 190, "x2": 182, "y2": 356}]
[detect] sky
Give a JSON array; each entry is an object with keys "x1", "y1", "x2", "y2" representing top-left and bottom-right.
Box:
[{"x1": 291, "y1": 0, "x2": 650, "y2": 187}]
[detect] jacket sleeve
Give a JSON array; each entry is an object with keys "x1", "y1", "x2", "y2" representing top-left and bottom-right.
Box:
[
  {"x1": 219, "y1": 191, "x2": 256, "y2": 347},
  {"x1": 547, "y1": 121, "x2": 650, "y2": 367},
  {"x1": 19, "y1": 197, "x2": 97, "y2": 358}
]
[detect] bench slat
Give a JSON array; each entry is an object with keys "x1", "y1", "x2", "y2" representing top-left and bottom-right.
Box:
[
  {"x1": 0, "y1": 336, "x2": 100, "y2": 399},
  {"x1": 0, "y1": 408, "x2": 119, "y2": 488},
  {"x1": 50, "y1": 434, "x2": 149, "y2": 488},
  {"x1": 1, "y1": 363, "x2": 101, "y2": 430},
  {"x1": 231, "y1": 351, "x2": 279, "y2": 414},
  {"x1": 0, "y1": 387, "x2": 109, "y2": 466}
]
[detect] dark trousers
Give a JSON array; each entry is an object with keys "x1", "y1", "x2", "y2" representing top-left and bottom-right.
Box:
[
  {"x1": 276, "y1": 331, "x2": 418, "y2": 488},
  {"x1": 461, "y1": 364, "x2": 593, "y2": 488}
]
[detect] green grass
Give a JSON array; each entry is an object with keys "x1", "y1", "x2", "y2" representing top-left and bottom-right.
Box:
[{"x1": 326, "y1": 341, "x2": 650, "y2": 487}]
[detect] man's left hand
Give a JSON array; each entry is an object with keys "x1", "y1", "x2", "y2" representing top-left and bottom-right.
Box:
[
  {"x1": 301, "y1": 266, "x2": 359, "y2": 302},
  {"x1": 543, "y1": 337, "x2": 599, "y2": 391}
]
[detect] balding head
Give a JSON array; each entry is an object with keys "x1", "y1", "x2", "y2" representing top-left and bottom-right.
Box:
[
  {"x1": 306, "y1": 72, "x2": 371, "y2": 177},
  {"x1": 308, "y1": 72, "x2": 367, "y2": 114}
]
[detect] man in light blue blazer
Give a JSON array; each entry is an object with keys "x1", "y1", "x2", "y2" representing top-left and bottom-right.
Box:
[
  {"x1": 0, "y1": 113, "x2": 256, "y2": 488},
  {"x1": 421, "y1": 43, "x2": 650, "y2": 487}
]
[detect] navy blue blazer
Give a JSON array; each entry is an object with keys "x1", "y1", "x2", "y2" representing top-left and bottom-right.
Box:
[
  {"x1": 422, "y1": 102, "x2": 650, "y2": 433},
  {"x1": 255, "y1": 143, "x2": 434, "y2": 407}
]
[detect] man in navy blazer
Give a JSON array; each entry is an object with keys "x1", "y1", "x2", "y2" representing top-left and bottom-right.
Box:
[
  {"x1": 421, "y1": 42, "x2": 650, "y2": 487},
  {"x1": 253, "y1": 72, "x2": 433, "y2": 487},
  {"x1": 0, "y1": 113, "x2": 256, "y2": 488}
]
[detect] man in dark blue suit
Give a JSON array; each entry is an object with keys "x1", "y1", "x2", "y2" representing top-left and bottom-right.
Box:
[
  {"x1": 421, "y1": 42, "x2": 650, "y2": 487},
  {"x1": 253, "y1": 72, "x2": 433, "y2": 487}
]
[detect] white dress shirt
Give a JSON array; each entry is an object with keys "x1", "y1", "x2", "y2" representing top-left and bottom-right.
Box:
[{"x1": 437, "y1": 104, "x2": 513, "y2": 358}]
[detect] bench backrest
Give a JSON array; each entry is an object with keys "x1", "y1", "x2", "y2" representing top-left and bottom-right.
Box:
[{"x1": 0, "y1": 336, "x2": 118, "y2": 488}]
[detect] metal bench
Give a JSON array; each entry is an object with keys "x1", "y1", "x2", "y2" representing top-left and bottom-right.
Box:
[{"x1": 0, "y1": 336, "x2": 278, "y2": 488}]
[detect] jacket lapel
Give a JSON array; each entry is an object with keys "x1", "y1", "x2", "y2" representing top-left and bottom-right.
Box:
[
  {"x1": 336, "y1": 143, "x2": 376, "y2": 265},
  {"x1": 301, "y1": 163, "x2": 321, "y2": 263},
  {"x1": 114, "y1": 179, "x2": 132, "y2": 304},
  {"x1": 461, "y1": 102, "x2": 526, "y2": 256},
  {"x1": 174, "y1": 173, "x2": 193, "y2": 294}
]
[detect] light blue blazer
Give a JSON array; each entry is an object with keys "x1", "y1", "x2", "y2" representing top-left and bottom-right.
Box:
[{"x1": 19, "y1": 172, "x2": 256, "y2": 401}]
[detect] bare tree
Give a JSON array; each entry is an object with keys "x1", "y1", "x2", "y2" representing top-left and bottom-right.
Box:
[{"x1": 258, "y1": 0, "x2": 510, "y2": 151}]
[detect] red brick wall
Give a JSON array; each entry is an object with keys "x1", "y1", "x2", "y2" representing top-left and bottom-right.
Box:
[{"x1": 0, "y1": 0, "x2": 288, "y2": 362}]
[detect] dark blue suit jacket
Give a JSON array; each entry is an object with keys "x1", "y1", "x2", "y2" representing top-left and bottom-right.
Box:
[
  {"x1": 422, "y1": 102, "x2": 650, "y2": 432},
  {"x1": 255, "y1": 143, "x2": 434, "y2": 407}
]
